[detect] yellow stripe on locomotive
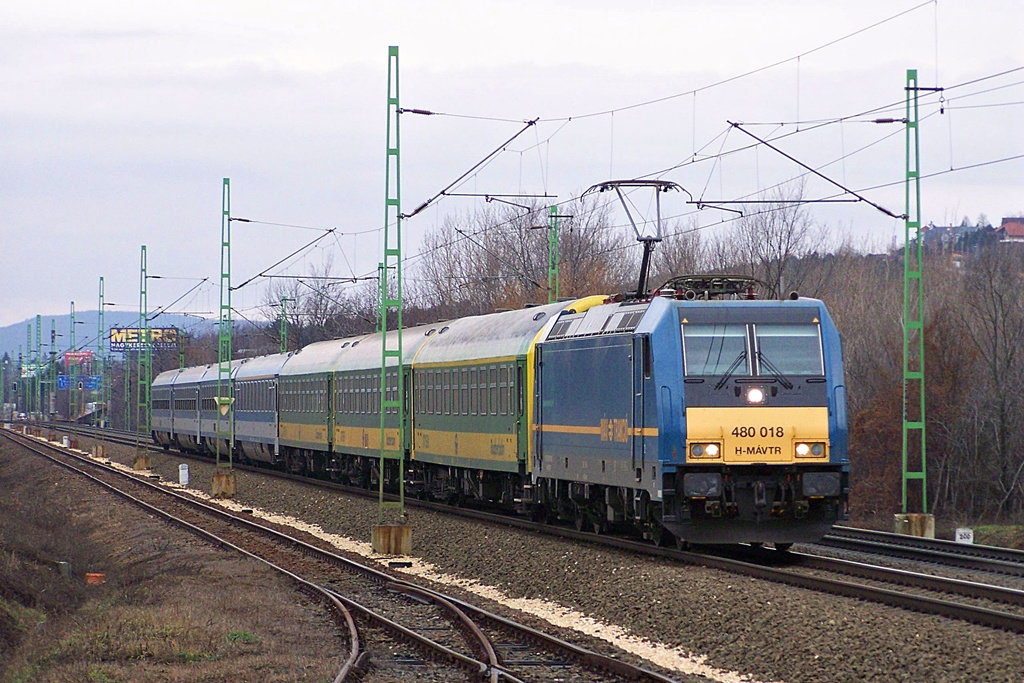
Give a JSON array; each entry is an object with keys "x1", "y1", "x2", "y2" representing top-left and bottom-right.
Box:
[{"x1": 685, "y1": 406, "x2": 829, "y2": 464}]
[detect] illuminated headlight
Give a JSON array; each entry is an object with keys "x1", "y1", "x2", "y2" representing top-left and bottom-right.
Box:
[
  {"x1": 689, "y1": 443, "x2": 722, "y2": 459},
  {"x1": 746, "y1": 387, "x2": 765, "y2": 404},
  {"x1": 795, "y1": 442, "x2": 827, "y2": 458}
]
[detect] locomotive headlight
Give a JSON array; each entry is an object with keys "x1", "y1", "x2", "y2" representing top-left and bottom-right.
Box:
[
  {"x1": 689, "y1": 443, "x2": 722, "y2": 459},
  {"x1": 746, "y1": 387, "x2": 765, "y2": 404},
  {"x1": 795, "y1": 442, "x2": 827, "y2": 458}
]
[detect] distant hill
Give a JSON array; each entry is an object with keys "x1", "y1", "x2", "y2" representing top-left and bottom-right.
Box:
[{"x1": 0, "y1": 312, "x2": 217, "y2": 360}]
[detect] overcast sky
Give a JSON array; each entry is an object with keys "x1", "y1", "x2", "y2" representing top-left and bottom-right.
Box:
[{"x1": 3, "y1": 0, "x2": 1023, "y2": 336}]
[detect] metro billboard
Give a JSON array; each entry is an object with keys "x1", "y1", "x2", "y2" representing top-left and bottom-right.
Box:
[{"x1": 109, "y1": 327, "x2": 180, "y2": 353}]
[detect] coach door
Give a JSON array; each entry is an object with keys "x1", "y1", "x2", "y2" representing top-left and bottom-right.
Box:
[{"x1": 631, "y1": 335, "x2": 648, "y2": 480}]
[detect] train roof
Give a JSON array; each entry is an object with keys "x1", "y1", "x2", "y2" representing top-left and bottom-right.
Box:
[
  {"x1": 333, "y1": 323, "x2": 436, "y2": 372},
  {"x1": 414, "y1": 296, "x2": 607, "y2": 364},
  {"x1": 152, "y1": 368, "x2": 178, "y2": 387},
  {"x1": 164, "y1": 364, "x2": 213, "y2": 385},
  {"x1": 278, "y1": 335, "x2": 367, "y2": 377},
  {"x1": 195, "y1": 359, "x2": 243, "y2": 384},
  {"x1": 235, "y1": 352, "x2": 291, "y2": 380}
]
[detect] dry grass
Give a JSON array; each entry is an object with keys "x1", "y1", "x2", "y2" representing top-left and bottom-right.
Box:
[{"x1": 0, "y1": 442, "x2": 344, "y2": 682}]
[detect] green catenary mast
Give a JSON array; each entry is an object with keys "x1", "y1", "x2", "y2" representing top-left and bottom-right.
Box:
[
  {"x1": 97, "y1": 277, "x2": 105, "y2": 427},
  {"x1": 215, "y1": 178, "x2": 235, "y2": 479},
  {"x1": 279, "y1": 296, "x2": 288, "y2": 354},
  {"x1": 547, "y1": 206, "x2": 559, "y2": 303},
  {"x1": 25, "y1": 324, "x2": 31, "y2": 418},
  {"x1": 902, "y1": 69, "x2": 928, "y2": 513},
  {"x1": 138, "y1": 246, "x2": 152, "y2": 437},
  {"x1": 69, "y1": 303, "x2": 77, "y2": 420},
  {"x1": 34, "y1": 315, "x2": 41, "y2": 417},
  {"x1": 49, "y1": 320, "x2": 56, "y2": 418},
  {"x1": 378, "y1": 46, "x2": 407, "y2": 527}
]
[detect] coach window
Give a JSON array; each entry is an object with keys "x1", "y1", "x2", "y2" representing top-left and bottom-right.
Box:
[
  {"x1": 442, "y1": 370, "x2": 449, "y2": 415},
  {"x1": 425, "y1": 371, "x2": 433, "y2": 414},
  {"x1": 460, "y1": 368, "x2": 468, "y2": 415},
  {"x1": 434, "y1": 370, "x2": 442, "y2": 415},
  {"x1": 499, "y1": 366, "x2": 509, "y2": 415},
  {"x1": 489, "y1": 366, "x2": 498, "y2": 415},
  {"x1": 468, "y1": 368, "x2": 476, "y2": 415}
]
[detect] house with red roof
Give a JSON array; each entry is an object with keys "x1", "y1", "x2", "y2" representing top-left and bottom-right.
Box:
[{"x1": 998, "y1": 217, "x2": 1024, "y2": 243}]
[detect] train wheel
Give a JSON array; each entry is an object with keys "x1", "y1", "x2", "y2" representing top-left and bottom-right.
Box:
[
  {"x1": 675, "y1": 536, "x2": 690, "y2": 551},
  {"x1": 774, "y1": 542, "x2": 793, "y2": 552}
]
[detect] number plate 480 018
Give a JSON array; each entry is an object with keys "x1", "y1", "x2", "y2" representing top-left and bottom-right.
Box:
[{"x1": 685, "y1": 406, "x2": 830, "y2": 464}]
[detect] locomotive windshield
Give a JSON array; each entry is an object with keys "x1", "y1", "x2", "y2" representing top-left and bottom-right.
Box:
[
  {"x1": 754, "y1": 323, "x2": 823, "y2": 376},
  {"x1": 682, "y1": 322, "x2": 824, "y2": 377},
  {"x1": 682, "y1": 324, "x2": 750, "y2": 376}
]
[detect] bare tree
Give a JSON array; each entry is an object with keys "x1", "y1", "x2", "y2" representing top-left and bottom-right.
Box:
[
  {"x1": 259, "y1": 255, "x2": 374, "y2": 350},
  {"x1": 960, "y1": 243, "x2": 1024, "y2": 516},
  {"x1": 650, "y1": 217, "x2": 709, "y2": 287},
  {"x1": 734, "y1": 181, "x2": 828, "y2": 298},
  {"x1": 410, "y1": 195, "x2": 636, "y2": 314}
]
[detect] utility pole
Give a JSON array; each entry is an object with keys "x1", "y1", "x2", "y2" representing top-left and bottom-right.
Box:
[
  {"x1": 213, "y1": 178, "x2": 237, "y2": 497},
  {"x1": 371, "y1": 45, "x2": 411, "y2": 555}
]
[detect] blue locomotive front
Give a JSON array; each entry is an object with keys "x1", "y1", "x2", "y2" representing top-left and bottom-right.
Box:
[{"x1": 533, "y1": 283, "x2": 848, "y2": 546}]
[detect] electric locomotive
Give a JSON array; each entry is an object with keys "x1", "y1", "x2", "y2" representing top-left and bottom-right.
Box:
[{"x1": 531, "y1": 275, "x2": 848, "y2": 546}]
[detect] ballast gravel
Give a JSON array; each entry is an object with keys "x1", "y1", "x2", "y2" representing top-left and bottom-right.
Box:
[{"x1": 82, "y1": 438, "x2": 1024, "y2": 683}]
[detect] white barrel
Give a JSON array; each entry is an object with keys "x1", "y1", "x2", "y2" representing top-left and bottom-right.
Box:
[
  {"x1": 178, "y1": 463, "x2": 189, "y2": 487},
  {"x1": 62, "y1": 436, "x2": 70, "y2": 447}
]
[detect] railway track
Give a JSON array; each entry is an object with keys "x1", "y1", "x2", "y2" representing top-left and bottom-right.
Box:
[
  {"x1": 42, "y1": 423, "x2": 1024, "y2": 635},
  {"x1": 3, "y1": 426, "x2": 682, "y2": 683},
  {"x1": 817, "y1": 525, "x2": 1024, "y2": 577}
]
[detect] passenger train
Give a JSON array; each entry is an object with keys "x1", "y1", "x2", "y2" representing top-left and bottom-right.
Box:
[{"x1": 151, "y1": 276, "x2": 848, "y2": 547}]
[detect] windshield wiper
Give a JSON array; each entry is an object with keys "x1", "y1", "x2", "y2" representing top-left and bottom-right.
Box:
[
  {"x1": 756, "y1": 351, "x2": 794, "y2": 390},
  {"x1": 713, "y1": 352, "x2": 747, "y2": 390}
]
